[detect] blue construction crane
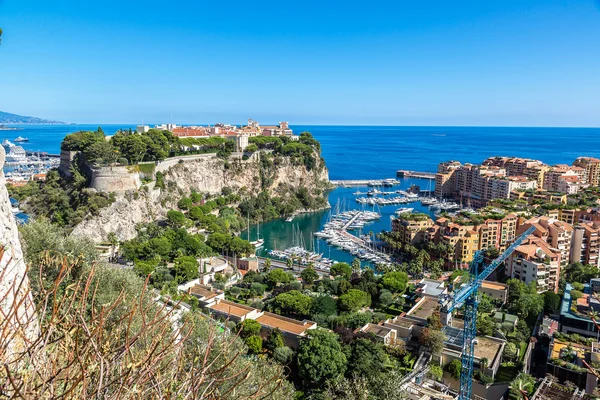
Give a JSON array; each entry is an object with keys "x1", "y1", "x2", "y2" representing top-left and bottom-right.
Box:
[{"x1": 439, "y1": 225, "x2": 535, "y2": 400}]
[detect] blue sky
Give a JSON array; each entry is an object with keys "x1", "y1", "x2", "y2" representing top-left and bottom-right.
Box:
[{"x1": 1, "y1": 0, "x2": 600, "y2": 126}]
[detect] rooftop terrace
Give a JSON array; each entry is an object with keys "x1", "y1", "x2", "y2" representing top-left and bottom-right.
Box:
[
  {"x1": 209, "y1": 300, "x2": 256, "y2": 317},
  {"x1": 407, "y1": 297, "x2": 440, "y2": 320}
]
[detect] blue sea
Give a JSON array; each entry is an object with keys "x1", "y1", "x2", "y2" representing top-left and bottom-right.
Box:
[{"x1": 3, "y1": 124, "x2": 600, "y2": 180}]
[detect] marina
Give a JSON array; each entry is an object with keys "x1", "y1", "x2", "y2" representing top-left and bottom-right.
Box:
[{"x1": 1, "y1": 139, "x2": 60, "y2": 182}]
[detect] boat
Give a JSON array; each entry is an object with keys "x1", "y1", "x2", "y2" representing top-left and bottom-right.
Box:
[
  {"x1": 286, "y1": 215, "x2": 295, "y2": 222},
  {"x1": 14, "y1": 136, "x2": 29, "y2": 142},
  {"x1": 1, "y1": 140, "x2": 27, "y2": 162},
  {"x1": 247, "y1": 215, "x2": 265, "y2": 248},
  {"x1": 395, "y1": 207, "x2": 414, "y2": 215}
]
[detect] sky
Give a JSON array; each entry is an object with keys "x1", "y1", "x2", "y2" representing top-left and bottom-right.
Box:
[{"x1": 1, "y1": 0, "x2": 600, "y2": 126}]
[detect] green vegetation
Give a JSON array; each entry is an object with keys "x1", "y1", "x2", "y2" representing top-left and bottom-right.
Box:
[
  {"x1": 8, "y1": 167, "x2": 115, "y2": 228},
  {"x1": 10, "y1": 218, "x2": 294, "y2": 398},
  {"x1": 249, "y1": 131, "x2": 322, "y2": 170}
]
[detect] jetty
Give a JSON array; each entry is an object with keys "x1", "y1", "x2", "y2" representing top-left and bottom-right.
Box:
[
  {"x1": 330, "y1": 178, "x2": 399, "y2": 187},
  {"x1": 396, "y1": 170, "x2": 436, "y2": 179}
]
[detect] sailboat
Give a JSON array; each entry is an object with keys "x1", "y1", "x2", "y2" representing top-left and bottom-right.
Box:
[{"x1": 247, "y1": 215, "x2": 265, "y2": 249}]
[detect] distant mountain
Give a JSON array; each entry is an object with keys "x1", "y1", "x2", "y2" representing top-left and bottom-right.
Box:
[{"x1": 0, "y1": 111, "x2": 65, "y2": 125}]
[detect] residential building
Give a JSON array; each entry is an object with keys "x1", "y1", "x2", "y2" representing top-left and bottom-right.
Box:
[
  {"x1": 571, "y1": 222, "x2": 600, "y2": 267},
  {"x1": 559, "y1": 283, "x2": 600, "y2": 338},
  {"x1": 507, "y1": 235, "x2": 561, "y2": 293},
  {"x1": 544, "y1": 165, "x2": 585, "y2": 193},
  {"x1": 435, "y1": 161, "x2": 462, "y2": 198},
  {"x1": 518, "y1": 216, "x2": 573, "y2": 271},
  {"x1": 206, "y1": 299, "x2": 263, "y2": 323},
  {"x1": 136, "y1": 125, "x2": 150, "y2": 134},
  {"x1": 391, "y1": 214, "x2": 434, "y2": 248},
  {"x1": 255, "y1": 312, "x2": 317, "y2": 348},
  {"x1": 573, "y1": 157, "x2": 600, "y2": 187},
  {"x1": 480, "y1": 281, "x2": 508, "y2": 303},
  {"x1": 415, "y1": 278, "x2": 448, "y2": 298},
  {"x1": 359, "y1": 323, "x2": 398, "y2": 345}
]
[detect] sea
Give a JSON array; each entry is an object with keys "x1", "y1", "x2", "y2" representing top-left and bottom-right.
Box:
[{"x1": 4, "y1": 124, "x2": 600, "y2": 264}]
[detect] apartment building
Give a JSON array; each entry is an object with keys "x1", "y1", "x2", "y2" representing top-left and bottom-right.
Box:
[
  {"x1": 391, "y1": 214, "x2": 435, "y2": 248},
  {"x1": 518, "y1": 216, "x2": 573, "y2": 271},
  {"x1": 571, "y1": 222, "x2": 600, "y2": 268},
  {"x1": 478, "y1": 214, "x2": 519, "y2": 252},
  {"x1": 435, "y1": 161, "x2": 462, "y2": 198},
  {"x1": 543, "y1": 165, "x2": 586, "y2": 193},
  {"x1": 573, "y1": 157, "x2": 600, "y2": 187},
  {"x1": 507, "y1": 235, "x2": 561, "y2": 293}
]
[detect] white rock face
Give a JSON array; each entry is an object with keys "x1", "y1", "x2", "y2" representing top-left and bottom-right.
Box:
[
  {"x1": 0, "y1": 146, "x2": 39, "y2": 359},
  {"x1": 72, "y1": 153, "x2": 329, "y2": 242}
]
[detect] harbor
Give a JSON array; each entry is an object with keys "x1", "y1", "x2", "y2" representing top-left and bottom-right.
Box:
[
  {"x1": 242, "y1": 177, "x2": 438, "y2": 268},
  {"x1": 2, "y1": 139, "x2": 60, "y2": 182}
]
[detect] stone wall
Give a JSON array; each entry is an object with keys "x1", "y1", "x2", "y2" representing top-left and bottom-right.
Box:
[
  {"x1": 90, "y1": 165, "x2": 141, "y2": 192},
  {"x1": 58, "y1": 149, "x2": 78, "y2": 177}
]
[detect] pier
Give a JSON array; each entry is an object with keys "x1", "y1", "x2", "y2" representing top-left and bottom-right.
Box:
[
  {"x1": 330, "y1": 179, "x2": 384, "y2": 186},
  {"x1": 396, "y1": 170, "x2": 436, "y2": 179}
]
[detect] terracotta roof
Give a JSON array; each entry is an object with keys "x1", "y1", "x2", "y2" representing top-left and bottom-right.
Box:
[
  {"x1": 481, "y1": 281, "x2": 507, "y2": 291},
  {"x1": 256, "y1": 312, "x2": 315, "y2": 335},
  {"x1": 209, "y1": 300, "x2": 255, "y2": 317},
  {"x1": 189, "y1": 285, "x2": 219, "y2": 300}
]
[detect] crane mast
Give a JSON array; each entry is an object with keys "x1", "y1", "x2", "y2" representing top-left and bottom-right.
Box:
[{"x1": 439, "y1": 226, "x2": 535, "y2": 400}]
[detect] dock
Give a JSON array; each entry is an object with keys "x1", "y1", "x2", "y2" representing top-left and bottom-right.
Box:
[
  {"x1": 330, "y1": 179, "x2": 396, "y2": 186},
  {"x1": 396, "y1": 170, "x2": 436, "y2": 179}
]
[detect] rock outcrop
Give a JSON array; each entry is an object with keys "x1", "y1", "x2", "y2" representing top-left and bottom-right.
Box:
[
  {"x1": 72, "y1": 153, "x2": 329, "y2": 242},
  {"x1": 0, "y1": 146, "x2": 39, "y2": 360}
]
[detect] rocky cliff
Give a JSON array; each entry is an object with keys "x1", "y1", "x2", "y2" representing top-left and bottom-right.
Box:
[
  {"x1": 0, "y1": 147, "x2": 39, "y2": 359},
  {"x1": 72, "y1": 152, "x2": 329, "y2": 242}
]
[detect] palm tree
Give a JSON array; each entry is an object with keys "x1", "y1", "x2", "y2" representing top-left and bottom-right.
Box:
[
  {"x1": 480, "y1": 357, "x2": 488, "y2": 371},
  {"x1": 263, "y1": 258, "x2": 272, "y2": 272},
  {"x1": 509, "y1": 372, "x2": 535, "y2": 400},
  {"x1": 351, "y1": 258, "x2": 361, "y2": 274},
  {"x1": 107, "y1": 232, "x2": 119, "y2": 262},
  {"x1": 286, "y1": 257, "x2": 293, "y2": 269}
]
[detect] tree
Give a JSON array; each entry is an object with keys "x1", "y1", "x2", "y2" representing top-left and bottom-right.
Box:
[
  {"x1": 265, "y1": 328, "x2": 286, "y2": 352},
  {"x1": 571, "y1": 290, "x2": 583, "y2": 300},
  {"x1": 245, "y1": 335, "x2": 263, "y2": 354},
  {"x1": 480, "y1": 357, "x2": 489, "y2": 371},
  {"x1": 173, "y1": 256, "x2": 199, "y2": 281},
  {"x1": 509, "y1": 372, "x2": 536, "y2": 400},
  {"x1": 503, "y1": 342, "x2": 518, "y2": 361},
  {"x1": 271, "y1": 290, "x2": 314, "y2": 317},
  {"x1": 338, "y1": 289, "x2": 371, "y2": 312},
  {"x1": 352, "y1": 258, "x2": 361, "y2": 273},
  {"x1": 273, "y1": 346, "x2": 294, "y2": 365},
  {"x1": 83, "y1": 140, "x2": 117, "y2": 165},
  {"x1": 286, "y1": 257, "x2": 293, "y2": 269},
  {"x1": 476, "y1": 313, "x2": 496, "y2": 336},
  {"x1": 312, "y1": 294, "x2": 338, "y2": 317},
  {"x1": 379, "y1": 289, "x2": 394, "y2": 306},
  {"x1": 301, "y1": 267, "x2": 319, "y2": 286},
  {"x1": 347, "y1": 338, "x2": 389, "y2": 379},
  {"x1": 236, "y1": 319, "x2": 261, "y2": 338},
  {"x1": 297, "y1": 330, "x2": 347, "y2": 387},
  {"x1": 266, "y1": 268, "x2": 291, "y2": 287},
  {"x1": 507, "y1": 279, "x2": 544, "y2": 318},
  {"x1": 178, "y1": 197, "x2": 193, "y2": 210},
  {"x1": 263, "y1": 258, "x2": 272, "y2": 273},
  {"x1": 331, "y1": 262, "x2": 352, "y2": 279},
  {"x1": 565, "y1": 262, "x2": 599, "y2": 284},
  {"x1": 572, "y1": 282, "x2": 585, "y2": 292},
  {"x1": 420, "y1": 328, "x2": 447, "y2": 357},
  {"x1": 544, "y1": 291, "x2": 561, "y2": 314},
  {"x1": 428, "y1": 364, "x2": 443, "y2": 381},
  {"x1": 444, "y1": 359, "x2": 462, "y2": 380},
  {"x1": 382, "y1": 271, "x2": 409, "y2": 293},
  {"x1": 167, "y1": 210, "x2": 186, "y2": 228}
]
